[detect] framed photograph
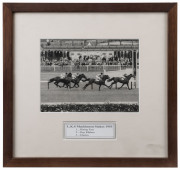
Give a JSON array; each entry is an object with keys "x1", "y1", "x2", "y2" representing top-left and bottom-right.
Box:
[
  {"x1": 41, "y1": 38, "x2": 139, "y2": 112},
  {"x1": 3, "y1": 3, "x2": 177, "y2": 167}
]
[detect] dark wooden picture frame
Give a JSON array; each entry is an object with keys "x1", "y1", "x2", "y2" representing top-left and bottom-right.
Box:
[{"x1": 3, "y1": 3, "x2": 177, "y2": 167}]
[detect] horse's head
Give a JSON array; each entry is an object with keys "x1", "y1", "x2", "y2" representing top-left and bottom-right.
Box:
[
  {"x1": 129, "y1": 74, "x2": 135, "y2": 78},
  {"x1": 125, "y1": 74, "x2": 135, "y2": 80},
  {"x1": 77, "y1": 74, "x2": 87, "y2": 80},
  {"x1": 80, "y1": 74, "x2": 87, "y2": 78},
  {"x1": 103, "y1": 75, "x2": 110, "y2": 80}
]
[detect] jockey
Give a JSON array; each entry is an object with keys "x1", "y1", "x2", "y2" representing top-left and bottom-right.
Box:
[
  {"x1": 72, "y1": 72, "x2": 79, "y2": 79},
  {"x1": 96, "y1": 72, "x2": 104, "y2": 81},
  {"x1": 60, "y1": 72, "x2": 68, "y2": 79}
]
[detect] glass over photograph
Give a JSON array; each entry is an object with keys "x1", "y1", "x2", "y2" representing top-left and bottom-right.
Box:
[{"x1": 40, "y1": 39, "x2": 139, "y2": 112}]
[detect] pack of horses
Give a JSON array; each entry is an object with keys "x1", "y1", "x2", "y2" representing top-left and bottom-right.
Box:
[{"x1": 47, "y1": 73, "x2": 135, "y2": 91}]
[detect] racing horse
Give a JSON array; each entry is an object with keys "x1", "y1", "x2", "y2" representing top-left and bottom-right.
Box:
[
  {"x1": 47, "y1": 73, "x2": 72, "y2": 89},
  {"x1": 108, "y1": 74, "x2": 135, "y2": 90},
  {"x1": 70, "y1": 74, "x2": 88, "y2": 88},
  {"x1": 83, "y1": 75, "x2": 110, "y2": 91}
]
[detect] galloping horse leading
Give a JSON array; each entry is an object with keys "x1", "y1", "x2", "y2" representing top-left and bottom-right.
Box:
[
  {"x1": 108, "y1": 74, "x2": 135, "y2": 90},
  {"x1": 83, "y1": 75, "x2": 110, "y2": 91},
  {"x1": 47, "y1": 73, "x2": 72, "y2": 89}
]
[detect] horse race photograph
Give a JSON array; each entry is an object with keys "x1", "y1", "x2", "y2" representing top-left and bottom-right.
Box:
[{"x1": 40, "y1": 39, "x2": 139, "y2": 112}]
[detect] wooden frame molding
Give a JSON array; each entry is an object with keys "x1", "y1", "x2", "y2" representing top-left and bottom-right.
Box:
[{"x1": 3, "y1": 3, "x2": 177, "y2": 167}]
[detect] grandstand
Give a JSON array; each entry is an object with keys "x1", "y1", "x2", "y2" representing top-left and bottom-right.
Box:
[
  {"x1": 41, "y1": 39, "x2": 139, "y2": 88},
  {"x1": 41, "y1": 39, "x2": 139, "y2": 67}
]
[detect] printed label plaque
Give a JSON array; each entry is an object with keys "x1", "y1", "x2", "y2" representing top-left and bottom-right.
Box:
[{"x1": 64, "y1": 122, "x2": 116, "y2": 139}]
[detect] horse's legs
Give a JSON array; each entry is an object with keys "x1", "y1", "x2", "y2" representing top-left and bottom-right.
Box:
[
  {"x1": 56, "y1": 82, "x2": 65, "y2": 88},
  {"x1": 118, "y1": 83, "x2": 124, "y2": 89},
  {"x1": 71, "y1": 82, "x2": 79, "y2": 88},
  {"x1": 47, "y1": 80, "x2": 54, "y2": 89},
  {"x1": 83, "y1": 82, "x2": 91, "y2": 90},
  {"x1": 70, "y1": 80, "x2": 75, "y2": 88},
  {"x1": 54, "y1": 81, "x2": 62, "y2": 88},
  {"x1": 67, "y1": 82, "x2": 71, "y2": 89},
  {"x1": 103, "y1": 83, "x2": 111, "y2": 89},
  {"x1": 67, "y1": 84, "x2": 70, "y2": 90},
  {"x1": 74, "y1": 81, "x2": 80, "y2": 88},
  {"x1": 99, "y1": 85, "x2": 101, "y2": 91},
  {"x1": 61, "y1": 82, "x2": 70, "y2": 88},
  {"x1": 61, "y1": 83, "x2": 66, "y2": 88},
  {"x1": 127, "y1": 83, "x2": 131, "y2": 90},
  {"x1": 66, "y1": 83, "x2": 70, "y2": 90},
  {"x1": 61, "y1": 83, "x2": 68, "y2": 88},
  {"x1": 110, "y1": 82, "x2": 116, "y2": 89},
  {"x1": 75, "y1": 83, "x2": 79, "y2": 88},
  {"x1": 83, "y1": 84, "x2": 88, "y2": 90},
  {"x1": 54, "y1": 82, "x2": 58, "y2": 87}
]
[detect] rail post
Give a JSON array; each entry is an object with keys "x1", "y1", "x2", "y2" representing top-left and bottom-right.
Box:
[{"x1": 134, "y1": 78, "x2": 136, "y2": 88}]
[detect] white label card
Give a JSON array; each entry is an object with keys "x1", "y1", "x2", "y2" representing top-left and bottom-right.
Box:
[{"x1": 64, "y1": 122, "x2": 116, "y2": 139}]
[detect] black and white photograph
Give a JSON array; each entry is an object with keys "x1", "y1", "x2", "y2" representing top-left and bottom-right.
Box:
[{"x1": 40, "y1": 39, "x2": 139, "y2": 112}]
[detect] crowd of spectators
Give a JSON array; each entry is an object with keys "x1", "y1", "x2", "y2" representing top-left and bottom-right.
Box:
[{"x1": 41, "y1": 50, "x2": 133, "y2": 66}]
